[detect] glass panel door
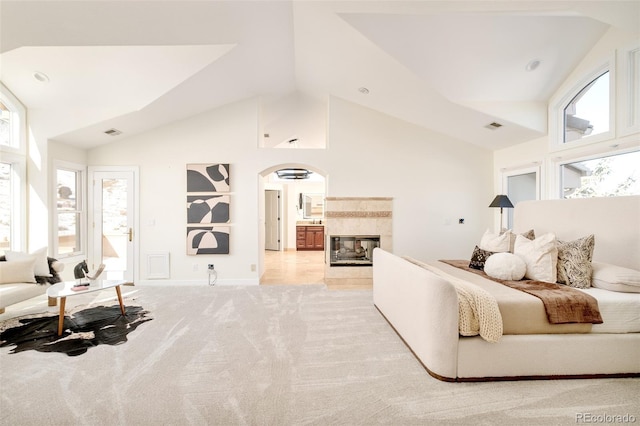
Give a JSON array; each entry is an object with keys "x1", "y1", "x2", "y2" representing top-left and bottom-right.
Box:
[{"x1": 92, "y1": 171, "x2": 135, "y2": 281}]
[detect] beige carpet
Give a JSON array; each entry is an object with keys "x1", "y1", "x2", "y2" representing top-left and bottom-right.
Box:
[{"x1": 1, "y1": 284, "x2": 638, "y2": 425}]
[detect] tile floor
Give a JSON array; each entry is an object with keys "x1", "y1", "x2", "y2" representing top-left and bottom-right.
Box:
[
  {"x1": 260, "y1": 250, "x2": 325, "y2": 286},
  {"x1": 260, "y1": 250, "x2": 372, "y2": 290}
]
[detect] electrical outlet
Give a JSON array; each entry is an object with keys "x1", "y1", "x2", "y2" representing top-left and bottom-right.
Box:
[
  {"x1": 193, "y1": 263, "x2": 199, "y2": 272},
  {"x1": 208, "y1": 264, "x2": 215, "y2": 270},
  {"x1": 250, "y1": 264, "x2": 256, "y2": 272}
]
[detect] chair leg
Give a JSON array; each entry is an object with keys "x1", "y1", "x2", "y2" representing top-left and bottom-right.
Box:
[{"x1": 48, "y1": 297, "x2": 57, "y2": 307}]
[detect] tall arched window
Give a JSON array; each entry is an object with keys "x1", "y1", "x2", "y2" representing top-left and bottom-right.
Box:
[{"x1": 563, "y1": 71, "x2": 609, "y2": 143}]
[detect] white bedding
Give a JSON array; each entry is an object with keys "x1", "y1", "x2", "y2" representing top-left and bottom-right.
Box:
[
  {"x1": 578, "y1": 288, "x2": 640, "y2": 333},
  {"x1": 405, "y1": 257, "x2": 503, "y2": 342},
  {"x1": 427, "y1": 260, "x2": 640, "y2": 335}
]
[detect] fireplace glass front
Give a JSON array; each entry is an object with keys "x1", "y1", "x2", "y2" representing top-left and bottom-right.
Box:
[{"x1": 329, "y1": 235, "x2": 379, "y2": 266}]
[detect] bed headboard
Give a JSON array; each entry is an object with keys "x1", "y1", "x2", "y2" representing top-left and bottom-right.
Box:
[{"x1": 513, "y1": 196, "x2": 640, "y2": 270}]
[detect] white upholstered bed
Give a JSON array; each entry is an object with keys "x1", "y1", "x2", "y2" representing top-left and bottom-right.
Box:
[{"x1": 373, "y1": 196, "x2": 640, "y2": 381}]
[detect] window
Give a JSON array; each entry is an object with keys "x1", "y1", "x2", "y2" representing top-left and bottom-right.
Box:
[
  {"x1": 561, "y1": 150, "x2": 640, "y2": 198},
  {"x1": 0, "y1": 100, "x2": 20, "y2": 148},
  {"x1": 563, "y1": 71, "x2": 609, "y2": 143},
  {"x1": 628, "y1": 48, "x2": 640, "y2": 128},
  {"x1": 550, "y1": 59, "x2": 615, "y2": 151},
  {"x1": 0, "y1": 85, "x2": 24, "y2": 150},
  {"x1": 0, "y1": 162, "x2": 13, "y2": 251},
  {"x1": 0, "y1": 83, "x2": 26, "y2": 252},
  {"x1": 0, "y1": 101, "x2": 12, "y2": 147},
  {"x1": 0, "y1": 156, "x2": 26, "y2": 252},
  {"x1": 619, "y1": 45, "x2": 640, "y2": 135},
  {"x1": 502, "y1": 165, "x2": 540, "y2": 229},
  {"x1": 54, "y1": 164, "x2": 85, "y2": 257}
]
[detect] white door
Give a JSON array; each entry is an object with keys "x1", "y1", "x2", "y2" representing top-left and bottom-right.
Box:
[
  {"x1": 90, "y1": 169, "x2": 137, "y2": 282},
  {"x1": 265, "y1": 189, "x2": 281, "y2": 251}
]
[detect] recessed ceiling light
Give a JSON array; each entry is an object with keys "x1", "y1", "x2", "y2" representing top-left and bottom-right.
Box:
[
  {"x1": 525, "y1": 59, "x2": 541, "y2": 72},
  {"x1": 33, "y1": 71, "x2": 50, "y2": 83},
  {"x1": 358, "y1": 87, "x2": 370, "y2": 95}
]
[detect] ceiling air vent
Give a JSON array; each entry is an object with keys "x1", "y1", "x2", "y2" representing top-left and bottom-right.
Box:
[
  {"x1": 104, "y1": 128, "x2": 122, "y2": 136},
  {"x1": 485, "y1": 122, "x2": 503, "y2": 130}
]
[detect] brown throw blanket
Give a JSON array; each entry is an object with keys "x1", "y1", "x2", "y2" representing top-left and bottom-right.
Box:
[{"x1": 441, "y1": 260, "x2": 603, "y2": 325}]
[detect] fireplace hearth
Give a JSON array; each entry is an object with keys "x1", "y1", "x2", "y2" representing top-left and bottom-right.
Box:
[
  {"x1": 329, "y1": 235, "x2": 379, "y2": 266},
  {"x1": 324, "y1": 197, "x2": 392, "y2": 288}
]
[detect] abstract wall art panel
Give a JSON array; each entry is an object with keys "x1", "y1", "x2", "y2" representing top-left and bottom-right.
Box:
[
  {"x1": 187, "y1": 163, "x2": 230, "y2": 193},
  {"x1": 187, "y1": 226, "x2": 230, "y2": 255},
  {"x1": 186, "y1": 163, "x2": 231, "y2": 255},
  {"x1": 187, "y1": 194, "x2": 230, "y2": 224}
]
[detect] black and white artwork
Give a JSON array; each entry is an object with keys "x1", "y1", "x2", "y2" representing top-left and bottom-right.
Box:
[
  {"x1": 187, "y1": 194, "x2": 230, "y2": 224},
  {"x1": 187, "y1": 164, "x2": 230, "y2": 192},
  {"x1": 187, "y1": 226, "x2": 230, "y2": 255},
  {"x1": 186, "y1": 163, "x2": 231, "y2": 255}
]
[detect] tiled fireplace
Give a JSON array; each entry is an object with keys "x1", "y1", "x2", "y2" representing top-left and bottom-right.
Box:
[{"x1": 324, "y1": 197, "x2": 392, "y2": 288}]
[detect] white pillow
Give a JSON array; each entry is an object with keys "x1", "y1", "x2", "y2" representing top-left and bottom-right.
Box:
[
  {"x1": 5, "y1": 247, "x2": 51, "y2": 277},
  {"x1": 479, "y1": 229, "x2": 512, "y2": 253},
  {"x1": 484, "y1": 252, "x2": 526, "y2": 281},
  {"x1": 0, "y1": 258, "x2": 37, "y2": 284},
  {"x1": 591, "y1": 262, "x2": 640, "y2": 293},
  {"x1": 513, "y1": 233, "x2": 558, "y2": 283}
]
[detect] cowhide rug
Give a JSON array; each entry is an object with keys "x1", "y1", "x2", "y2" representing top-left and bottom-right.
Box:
[{"x1": 0, "y1": 304, "x2": 152, "y2": 357}]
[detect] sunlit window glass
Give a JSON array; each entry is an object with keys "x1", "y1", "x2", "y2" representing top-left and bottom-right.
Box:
[
  {"x1": 57, "y1": 168, "x2": 82, "y2": 255},
  {"x1": 0, "y1": 101, "x2": 13, "y2": 147},
  {"x1": 0, "y1": 162, "x2": 11, "y2": 251},
  {"x1": 629, "y1": 48, "x2": 640, "y2": 128},
  {"x1": 562, "y1": 151, "x2": 640, "y2": 198},
  {"x1": 564, "y1": 71, "x2": 609, "y2": 143}
]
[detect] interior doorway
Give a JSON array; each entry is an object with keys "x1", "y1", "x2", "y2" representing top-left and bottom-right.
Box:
[
  {"x1": 258, "y1": 164, "x2": 327, "y2": 285},
  {"x1": 265, "y1": 189, "x2": 281, "y2": 251}
]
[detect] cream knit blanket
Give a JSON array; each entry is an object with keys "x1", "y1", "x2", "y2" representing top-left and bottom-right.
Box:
[{"x1": 404, "y1": 258, "x2": 503, "y2": 343}]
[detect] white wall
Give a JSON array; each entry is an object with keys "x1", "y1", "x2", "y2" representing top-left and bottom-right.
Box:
[
  {"x1": 327, "y1": 98, "x2": 494, "y2": 260},
  {"x1": 78, "y1": 95, "x2": 493, "y2": 284},
  {"x1": 25, "y1": 110, "x2": 52, "y2": 252}
]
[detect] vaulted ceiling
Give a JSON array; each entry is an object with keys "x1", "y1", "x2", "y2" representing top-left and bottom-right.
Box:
[{"x1": 1, "y1": 1, "x2": 637, "y2": 150}]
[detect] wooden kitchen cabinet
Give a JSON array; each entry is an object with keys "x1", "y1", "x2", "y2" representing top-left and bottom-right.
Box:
[{"x1": 296, "y1": 225, "x2": 324, "y2": 250}]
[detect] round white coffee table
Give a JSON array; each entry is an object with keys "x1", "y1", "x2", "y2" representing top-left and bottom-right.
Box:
[{"x1": 47, "y1": 279, "x2": 129, "y2": 336}]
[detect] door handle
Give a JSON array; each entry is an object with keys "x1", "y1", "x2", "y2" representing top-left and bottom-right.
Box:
[{"x1": 128, "y1": 228, "x2": 133, "y2": 242}]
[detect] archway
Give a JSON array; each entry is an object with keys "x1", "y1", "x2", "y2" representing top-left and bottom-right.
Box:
[{"x1": 257, "y1": 163, "x2": 328, "y2": 285}]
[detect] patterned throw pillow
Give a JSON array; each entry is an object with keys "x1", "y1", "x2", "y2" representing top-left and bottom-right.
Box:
[
  {"x1": 469, "y1": 245, "x2": 495, "y2": 270},
  {"x1": 556, "y1": 234, "x2": 595, "y2": 289}
]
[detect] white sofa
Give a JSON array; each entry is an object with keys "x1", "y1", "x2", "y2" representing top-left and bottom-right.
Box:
[
  {"x1": 373, "y1": 196, "x2": 640, "y2": 381},
  {"x1": 0, "y1": 254, "x2": 63, "y2": 313}
]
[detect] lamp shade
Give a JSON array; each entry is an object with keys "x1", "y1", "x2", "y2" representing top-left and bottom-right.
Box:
[{"x1": 489, "y1": 195, "x2": 514, "y2": 209}]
